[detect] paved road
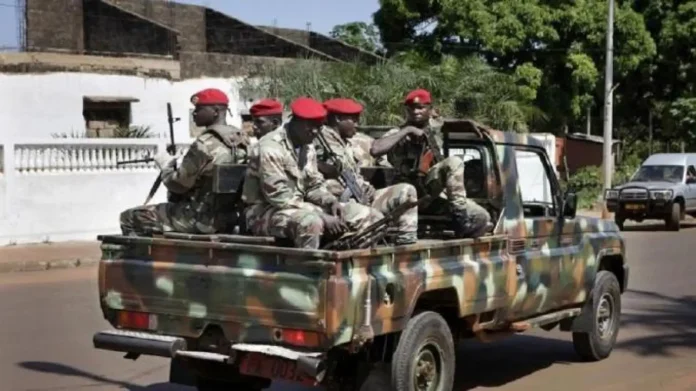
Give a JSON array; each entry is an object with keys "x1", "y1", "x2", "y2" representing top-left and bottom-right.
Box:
[{"x1": 2, "y1": 221, "x2": 696, "y2": 391}]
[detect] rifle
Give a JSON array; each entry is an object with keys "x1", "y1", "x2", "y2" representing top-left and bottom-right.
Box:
[
  {"x1": 314, "y1": 129, "x2": 368, "y2": 204},
  {"x1": 413, "y1": 127, "x2": 445, "y2": 175},
  {"x1": 116, "y1": 103, "x2": 181, "y2": 205},
  {"x1": 323, "y1": 195, "x2": 432, "y2": 251}
]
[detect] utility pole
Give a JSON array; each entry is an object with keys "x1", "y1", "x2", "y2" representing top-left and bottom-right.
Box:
[{"x1": 602, "y1": 0, "x2": 615, "y2": 192}]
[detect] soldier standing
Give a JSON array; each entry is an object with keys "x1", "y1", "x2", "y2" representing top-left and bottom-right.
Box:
[
  {"x1": 249, "y1": 98, "x2": 284, "y2": 140},
  {"x1": 242, "y1": 97, "x2": 384, "y2": 249},
  {"x1": 120, "y1": 88, "x2": 248, "y2": 236},
  {"x1": 315, "y1": 98, "x2": 418, "y2": 245},
  {"x1": 370, "y1": 88, "x2": 492, "y2": 238}
]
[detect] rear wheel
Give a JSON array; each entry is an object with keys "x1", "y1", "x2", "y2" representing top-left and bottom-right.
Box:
[
  {"x1": 391, "y1": 311, "x2": 455, "y2": 391},
  {"x1": 665, "y1": 203, "x2": 681, "y2": 231},
  {"x1": 572, "y1": 271, "x2": 622, "y2": 361}
]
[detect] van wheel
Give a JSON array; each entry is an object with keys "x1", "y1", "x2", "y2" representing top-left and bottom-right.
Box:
[
  {"x1": 665, "y1": 203, "x2": 681, "y2": 231},
  {"x1": 391, "y1": 311, "x2": 455, "y2": 391},
  {"x1": 572, "y1": 271, "x2": 622, "y2": 361}
]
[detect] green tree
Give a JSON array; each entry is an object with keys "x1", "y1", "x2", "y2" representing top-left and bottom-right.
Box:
[{"x1": 329, "y1": 22, "x2": 384, "y2": 54}]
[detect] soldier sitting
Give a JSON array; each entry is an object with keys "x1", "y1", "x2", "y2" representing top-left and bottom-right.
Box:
[
  {"x1": 315, "y1": 97, "x2": 418, "y2": 245},
  {"x1": 119, "y1": 88, "x2": 248, "y2": 236},
  {"x1": 249, "y1": 98, "x2": 284, "y2": 141},
  {"x1": 241, "y1": 97, "x2": 385, "y2": 249},
  {"x1": 370, "y1": 88, "x2": 492, "y2": 238}
]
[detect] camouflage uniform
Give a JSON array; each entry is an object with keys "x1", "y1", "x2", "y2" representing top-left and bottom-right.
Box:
[
  {"x1": 242, "y1": 125, "x2": 383, "y2": 249},
  {"x1": 120, "y1": 125, "x2": 248, "y2": 236},
  {"x1": 351, "y1": 132, "x2": 391, "y2": 167},
  {"x1": 315, "y1": 126, "x2": 418, "y2": 245},
  {"x1": 380, "y1": 124, "x2": 491, "y2": 236}
]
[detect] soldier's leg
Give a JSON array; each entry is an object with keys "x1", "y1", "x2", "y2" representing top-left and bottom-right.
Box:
[
  {"x1": 370, "y1": 183, "x2": 418, "y2": 245},
  {"x1": 424, "y1": 156, "x2": 492, "y2": 237},
  {"x1": 119, "y1": 203, "x2": 173, "y2": 236},
  {"x1": 341, "y1": 202, "x2": 384, "y2": 231},
  {"x1": 268, "y1": 209, "x2": 325, "y2": 249}
]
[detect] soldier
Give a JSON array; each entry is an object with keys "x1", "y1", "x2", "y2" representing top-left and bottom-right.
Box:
[
  {"x1": 370, "y1": 88, "x2": 492, "y2": 238},
  {"x1": 120, "y1": 88, "x2": 248, "y2": 236},
  {"x1": 242, "y1": 97, "x2": 384, "y2": 249},
  {"x1": 315, "y1": 97, "x2": 418, "y2": 245},
  {"x1": 249, "y1": 98, "x2": 284, "y2": 140},
  {"x1": 351, "y1": 132, "x2": 391, "y2": 167}
]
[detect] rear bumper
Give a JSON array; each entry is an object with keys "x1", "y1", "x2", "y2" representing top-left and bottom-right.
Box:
[{"x1": 92, "y1": 329, "x2": 326, "y2": 382}]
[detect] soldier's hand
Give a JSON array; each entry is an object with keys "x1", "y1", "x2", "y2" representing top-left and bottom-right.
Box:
[
  {"x1": 321, "y1": 214, "x2": 348, "y2": 237},
  {"x1": 404, "y1": 126, "x2": 425, "y2": 139},
  {"x1": 153, "y1": 151, "x2": 176, "y2": 170},
  {"x1": 362, "y1": 184, "x2": 376, "y2": 203},
  {"x1": 330, "y1": 201, "x2": 345, "y2": 220},
  {"x1": 166, "y1": 145, "x2": 176, "y2": 155}
]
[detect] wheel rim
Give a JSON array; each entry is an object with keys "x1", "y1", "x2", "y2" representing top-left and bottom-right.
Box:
[
  {"x1": 412, "y1": 343, "x2": 441, "y2": 391},
  {"x1": 596, "y1": 293, "x2": 615, "y2": 340}
]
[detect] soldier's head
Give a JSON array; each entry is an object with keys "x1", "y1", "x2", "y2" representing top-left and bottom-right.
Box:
[
  {"x1": 323, "y1": 98, "x2": 363, "y2": 139},
  {"x1": 250, "y1": 98, "x2": 284, "y2": 139},
  {"x1": 287, "y1": 97, "x2": 326, "y2": 146},
  {"x1": 190, "y1": 88, "x2": 229, "y2": 127},
  {"x1": 404, "y1": 88, "x2": 432, "y2": 127}
]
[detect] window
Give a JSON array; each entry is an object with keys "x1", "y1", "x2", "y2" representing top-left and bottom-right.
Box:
[
  {"x1": 514, "y1": 148, "x2": 556, "y2": 217},
  {"x1": 83, "y1": 96, "x2": 137, "y2": 138},
  {"x1": 687, "y1": 165, "x2": 696, "y2": 183},
  {"x1": 451, "y1": 146, "x2": 487, "y2": 198}
]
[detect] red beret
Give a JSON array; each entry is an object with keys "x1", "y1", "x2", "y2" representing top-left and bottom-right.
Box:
[
  {"x1": 190, "y1": 88, "x2": 229, "y2": 106},
  {"x1": 290, "y1": 97, "x2": 327, "y2": 121},
  {"x1": 323, "y1": 98, "x2": 363, "y2": 115},
  {"x1": 250, "y1": 98, "x2": 283, "y2": 117},
  {"x1": 404, "y1": 89, "x2": 431, "y2": 105}
]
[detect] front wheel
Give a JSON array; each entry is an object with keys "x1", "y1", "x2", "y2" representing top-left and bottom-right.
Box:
[
  {"x1": 391, "y1": 311, "x2": 455, "y2": 391},
  {"x1": 665, "y1": 203, "x2": 681, "y2": 231},
  {"x1": 572, "y1": 270, "x2": 622, "y2": 361}
]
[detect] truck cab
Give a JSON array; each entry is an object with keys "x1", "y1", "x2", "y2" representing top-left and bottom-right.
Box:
[
  {"x1": 92, "y1": 119, "x2": 628, "y2": 391},
  {"x1": 605, "y1": 153, "x2": 696, "y2": 231}
]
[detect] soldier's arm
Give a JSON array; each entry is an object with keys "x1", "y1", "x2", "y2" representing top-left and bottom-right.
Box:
[
  {"x1": 305, "y1": 147, "x2": 339, "y2": 208},
  {"x1": 370, "y1": 127, "x2": 411, "y2": 157},
  {"x1": 313, "y1": 139, "x2": 340, "y2": 179},
  {"x1": 161, "y1": 140, "x2": 211, "y2": 194},
  {"x1": 258, "y1": 146, "x2": 309, "y2": 209}
]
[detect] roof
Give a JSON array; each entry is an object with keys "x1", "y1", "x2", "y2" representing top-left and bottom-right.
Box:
[
  {"x1": 643, "y1": 153, "x2": 696, "y2": 166},
  {"x1": 566, "y1": 133, "x2": 621, "y2": 144}
]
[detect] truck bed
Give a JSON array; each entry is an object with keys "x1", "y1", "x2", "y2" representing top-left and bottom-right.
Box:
[{"x1": 97, "y1": 232, "x2": 511, "y2": 351}]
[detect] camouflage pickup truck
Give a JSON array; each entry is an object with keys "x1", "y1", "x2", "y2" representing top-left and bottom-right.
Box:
[{"x1": 92, "y1": 119, "x2": 628, "y2": 391}]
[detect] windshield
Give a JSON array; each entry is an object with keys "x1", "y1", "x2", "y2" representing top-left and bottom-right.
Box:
[{"x1": 631, "y1": 165, "x2": 684, "y2": 183}]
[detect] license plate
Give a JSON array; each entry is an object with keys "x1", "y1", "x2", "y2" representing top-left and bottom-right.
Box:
[
  {"x1": 239, "y1": 352, "x2": 316, "y2": 386},
  {"x1": 624, "y1": 204, "x2": 644, "y2": 210}
]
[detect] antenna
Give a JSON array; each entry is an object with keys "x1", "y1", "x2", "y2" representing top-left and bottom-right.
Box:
[{"x1": 306, "y1": 22, "x2": 312, "y2": 32}]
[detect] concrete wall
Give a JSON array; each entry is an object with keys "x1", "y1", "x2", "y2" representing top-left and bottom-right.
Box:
[
  {"x1": 0, "y1": 71, "x2": 246, "y2": 141},
  {"x1": 0, "y1": 139, "x2": 192, "y2": 245}
]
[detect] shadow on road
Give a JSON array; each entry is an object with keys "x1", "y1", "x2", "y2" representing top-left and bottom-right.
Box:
[
  {"x1": 453, "y1": 334, "x2": 578, "y2": 390},
  {"x1": 617, "y1": 289, "x2": 696, "y2": 357},
  {"x1": 622, "y1": 220, "x2": 696, "y2": 232},
  {"x1": 17, "y1": 361, "x2": 176, "y2": 390}
]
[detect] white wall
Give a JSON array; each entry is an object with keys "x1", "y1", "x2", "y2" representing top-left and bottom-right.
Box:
[
  {"x1": 0, "y1": 139, "x2": 192, "y2": 245},
  {"x1": 0, "y1": 73, "x2": 248, "y2": 142}
]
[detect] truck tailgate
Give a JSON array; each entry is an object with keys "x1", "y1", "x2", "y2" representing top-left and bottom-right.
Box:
[{"x1": 98, "y1": 236, "x2": 335, "y2": 346}]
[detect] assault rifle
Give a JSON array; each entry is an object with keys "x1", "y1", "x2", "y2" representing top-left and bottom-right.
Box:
[
  {"x1": 314, "y1": 128, "x2": 368, "y2": 204},
  {"x1": 323, "y1": 195, "x2": 432, "y2": 251},
  {"x1": 116, "y1": 103, "x2": 180, "y2": 205},
  {"x1": 413, "y1": 127, "x2": 445, "y2": 175}
]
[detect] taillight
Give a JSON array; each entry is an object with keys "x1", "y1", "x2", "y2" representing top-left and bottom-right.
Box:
[
  {"x1": 281, "y1": 328, "x2": 320, "y2": 347},
  {"x1": 117, "y1": 311, "x2": 156, "y2": 330}
]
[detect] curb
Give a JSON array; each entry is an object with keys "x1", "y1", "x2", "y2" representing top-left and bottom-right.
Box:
[{"x1": 0, "y1": 257, "x2": 101, "y2": 274}]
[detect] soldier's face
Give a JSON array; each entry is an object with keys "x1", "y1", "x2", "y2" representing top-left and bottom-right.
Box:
[
  {"x1": 252, "y1": 116, "x2": 277, "y2": 138},
  {"x1": 406, "y1": 103, "x2": 431, "y2": 125},
  {"x1": 290, "y1": 118, "x2": 322, "y2": 145},
  {"x1": 335, "y1": 114, "x2": 360, "y2": 139},
  {"x1": 192, "y1": 105, "x2": 220, "y2": 127}
]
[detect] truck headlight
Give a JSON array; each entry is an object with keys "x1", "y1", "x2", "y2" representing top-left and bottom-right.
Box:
[
  {"x1": 605, "y1": 189, "x2": 619, "y2": 200},
  {"x1": 650, "y1": 189, "x2": 673, "y2": 200}
]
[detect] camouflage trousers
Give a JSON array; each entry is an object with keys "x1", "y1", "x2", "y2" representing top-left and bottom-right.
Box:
[
  {"x1": 418, "y1": 156, "x2": 492, "y2": 237},
  {"x1": 325, "y1": 180, "x2": 419, "y2": 245},
  {"x1": 246, "y1": 201, "x2": 390, "y2": 249},
  {"x1": 119, "y1": 201, "x2": 218, "y2": 236}
]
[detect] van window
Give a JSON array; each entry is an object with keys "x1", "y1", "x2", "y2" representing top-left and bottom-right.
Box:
[{"x1": 687, "y1": 166, "x2": 696, "y2": 182}]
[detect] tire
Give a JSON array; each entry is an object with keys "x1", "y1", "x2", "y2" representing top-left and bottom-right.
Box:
[
  {"x1": 391, "y1": 311, "x2": 455, "y2": 391},
  {"x1": 614, "y1": 214, "x2": 625, "y2": 231},
  {"x1": 665, "y1": 203, "x2": 681, "y2": 231},
  {"x1": 572, "y1": 270, "x2": 622, "y2": 361}
]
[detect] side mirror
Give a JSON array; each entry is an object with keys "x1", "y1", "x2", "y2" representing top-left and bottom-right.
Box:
[{"x1": 562, "y1": 191, "x2": 577, "y2": 219}]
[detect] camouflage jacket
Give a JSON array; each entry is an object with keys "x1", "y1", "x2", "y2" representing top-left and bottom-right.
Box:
[
  {"x1": 314, "y1": 126, "x2": 372, "y2": 197},
  {"x1": 242, "y1": 125, "x2": 337, "y2": 217},
  {"x1": 351, "y1": 132, "x2": 391, "y2": 167},
  {"x1": 380, "y1": 123, "x2": 444, "y2": 179}
]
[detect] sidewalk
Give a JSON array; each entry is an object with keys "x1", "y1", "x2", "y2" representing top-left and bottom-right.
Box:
[{"x1": 0, "y1": 209, "x2": 608, "y2": 274}]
